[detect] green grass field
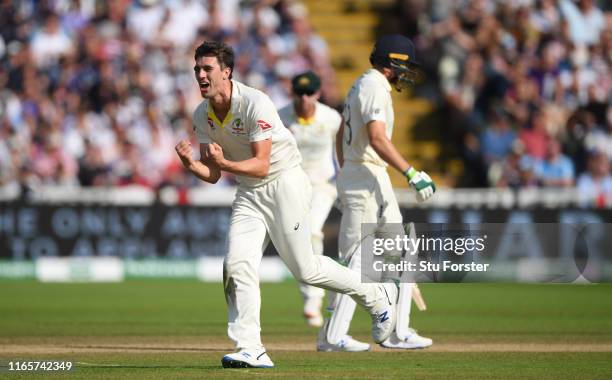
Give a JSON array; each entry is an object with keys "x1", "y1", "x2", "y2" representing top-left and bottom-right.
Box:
[{"x1": 1, "y1": 280, "x2": 611, "y2": 379}]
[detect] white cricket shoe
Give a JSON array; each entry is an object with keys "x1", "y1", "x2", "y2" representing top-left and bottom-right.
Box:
[
  {"x1": 316, "y1": 321, "x2": 370, "y2": 352},
  {"x1": 369, "y1": 283, "x2": 398, "y2": 344},
  {"x1": 221, "y1": 348, "x2": 274, "y2": 368},
  {"x1": 380, "y1": 329, "x2": 433, "y2": 349},
  {"x1": 317, "y1": 334, "x2": 371, "y2": 352},
  {"x1": 304, "y1": 297, "x2": 324, "y2": 327}
]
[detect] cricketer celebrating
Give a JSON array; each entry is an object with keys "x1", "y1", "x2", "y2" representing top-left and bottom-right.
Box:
[
  {"x1": 278, "y1": 71, "x2": 342, "y2": 328},
  {"x1": 319, "y1": 34, "x2": 436, "y2": 351},
  {"x1": 175, "y1": 41, "x2": 399, "y2": 369}
]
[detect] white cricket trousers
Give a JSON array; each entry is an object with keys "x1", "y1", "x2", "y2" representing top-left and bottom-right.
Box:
[
  {"x1": 338, "y1": 161, "x2": 403, "y2": 260},
  {"x1": 325, "y1": 161, "x2": 404, "y2": 342},
  {"x1": 298, "y1": 181, "x2": 336, "y2": 303},
  {"x1": 223, "y1": 165, "x2": 378, "y2": 350}
]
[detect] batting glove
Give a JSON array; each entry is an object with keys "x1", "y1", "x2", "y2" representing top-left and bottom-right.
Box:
[{"x1": 405, "y1": 167, "x2": 436, "y2": 203}]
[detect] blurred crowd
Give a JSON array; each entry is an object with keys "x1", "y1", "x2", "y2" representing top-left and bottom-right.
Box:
[
  {"x1": 0, "y1": 0, "x2": 336, "y2": 191},
  {"x1": 1, "y1": 0, "x2": 611, "y2": 205},
  {"x1": 399, "y1": 0, "x2": 611, "y2": 203}
]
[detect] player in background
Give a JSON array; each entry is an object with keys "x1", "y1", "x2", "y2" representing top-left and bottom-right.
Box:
[
  {"x1": 175, "y1": 41, "x2": 399, "y2": 369},
  {"x1": 278, "y1": 71, "x2": 343, "y2": 329},
  {"x1": 319, "y1": 34, "x2": 436, "y2": 351}
]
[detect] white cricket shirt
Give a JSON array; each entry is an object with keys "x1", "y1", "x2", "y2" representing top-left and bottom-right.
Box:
[
  {"x1": 193, "y1": 80, "x2": 302, "y2": 187},
  {"x1": 278, "y1": 101, "x2": 341, "y2": 184},
  {"x1": 341, "y1": 68, "x2": 394, "y2": 167}
]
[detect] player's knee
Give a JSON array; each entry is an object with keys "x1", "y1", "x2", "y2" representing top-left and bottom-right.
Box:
[
  {"x1": 292, "y1": 258, "x2": 322, "y2": 285},
  {"x1": 223, "y1": 259, "x2": 256, "y2": 282},
  {"x1": 297, "y1": 271, "x2": 319, "y2": 286}
]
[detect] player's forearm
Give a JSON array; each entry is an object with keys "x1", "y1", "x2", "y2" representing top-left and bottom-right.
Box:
[
  {"x1": 183, "y1": 159, "x2": 221, "y2": 184},
  {"x1": 370, "y1": 135, "x2": 411, "y2": 174},
  {"x1": 217, "y1": 157, "x2": 270, "y2": 178}
]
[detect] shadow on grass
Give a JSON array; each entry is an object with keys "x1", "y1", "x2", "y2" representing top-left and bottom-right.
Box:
[
  {"x1": 70, "y1": 345, "x2": 230, "y2": 352},
  {"x1": 76, "y1": 363, "x2": 220, "y2": 370}
]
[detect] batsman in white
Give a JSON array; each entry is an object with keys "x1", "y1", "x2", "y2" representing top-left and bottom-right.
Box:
[
  {"x1": 175, "y1": 41, "x2": 399, "y2": 369},
  {"x1": 319, "y1": 34, "x2": 436, "y2": 351},
  {"x1": 278, "y1": 71, "x2": 341, "y2": 328}
]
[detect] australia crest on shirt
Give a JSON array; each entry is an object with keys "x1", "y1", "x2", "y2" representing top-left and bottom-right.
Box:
[{"x1": 231, "y1": 118, "x2": 246, "y2": 135}]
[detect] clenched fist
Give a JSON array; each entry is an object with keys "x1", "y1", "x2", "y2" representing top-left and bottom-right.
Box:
[
  {"x1": 175, "y1": 139, "x2": 194, "y2": 167},
  {"x1": 206, "y1": 142, "x2": 225, "y2": 166}
]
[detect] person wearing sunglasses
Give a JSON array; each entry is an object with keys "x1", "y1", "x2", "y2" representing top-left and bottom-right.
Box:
[{"x1": 278, "y1": 72, "x2": 359, "y2": 342}]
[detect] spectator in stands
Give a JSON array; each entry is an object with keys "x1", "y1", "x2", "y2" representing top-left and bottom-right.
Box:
[
  {"x1": 443, "y1": 52, "x2": 485, "y2": 125},
  {"x1": 520, "y1": 110, "x2": 550, "y2": 161},
  {"x1": 495, "y1": 140, "x2": 543, "y2": 188},
  {"x1": 576, "y1": 150, "x2": 612, "y2": 207},
  {"x1": 535, "y1": 140, "x2": 575, "y2": 187},
  {"x1": 582, "y1": 111, "x2": 612, "y2": 162},
  {"x1": 441, "y1": 52, "x2": 488, "y2": 186},
  {"x1": 159, "y1": 0, "x2": 208, "y2": 49},
  {"x1": 30, "y1": 129, "x2": 78, "y2": 185},
  {"x1": 559, "y1": 45, "x2": 602, "y2": 110},
  {"x1": 30, "y1": 11, "x2": 74, "y2": 67},
  {"x1": 77, "y1": 140, "x2": 110, "y2": 187},
  {"x1": 481, "y1": 110, "x2": 516, "y2": 165},
  {"x1": 505, "y1": 75, "x2": 541, "y2": 130},
  {"x1": 0, "y1": 124, "x2": 15, "y2": 186},
  {"x1": 563, "y1": 110, "x2": 593, "y2": 174},
  {"x1": 530, "y1": 0, "x2": 561, "y2": 35},
  {"x1": 528, "y1": 41, "x2": 565, "y2": 103},
  {"x1": 519, "y1": 154, "x2": 541, "y2": 188},
  {"x1": 559, "y1": 0, "x2": 606, "y2": 46},
  {"x1": 494, "y1": 140, "x2": 525, "y2": 188},
  {"x1": 126, "y1": 0, "x2": 166, "y2": 45}
]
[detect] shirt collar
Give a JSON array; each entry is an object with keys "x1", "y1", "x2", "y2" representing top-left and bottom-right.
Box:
[
  {"x1": 207, "y1": 80, "x2": 242, "y2": 127},
  {"x1": 366, "y1": 68, "x2": 392, "y2": 92},
  {"x1": 296, "y1": 102, "x2": 318, "y2": 125}
]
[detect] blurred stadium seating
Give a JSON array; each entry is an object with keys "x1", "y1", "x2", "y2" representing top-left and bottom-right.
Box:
[
  {"x1": 0, "y1": 0, "x2": 610, "y2": 201},
  {"x1": 373, "y1": 0, "x2": 611, "y2": 192},
  {"x1": 0, "y1": 0, "x2": 338, "y2": 192}
]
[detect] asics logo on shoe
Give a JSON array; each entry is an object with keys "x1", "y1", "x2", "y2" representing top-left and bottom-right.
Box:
[
  {"x1": 294, "y1": 223, "x2": 300, "y2": 230},
  {"x1": 242, "y1": 352, "x2": 251, "y2": 358}
]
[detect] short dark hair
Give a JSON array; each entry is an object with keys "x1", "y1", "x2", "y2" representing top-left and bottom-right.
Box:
[{"x1": 194, "y1": 41, "x2": 235, "y2": 79}]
